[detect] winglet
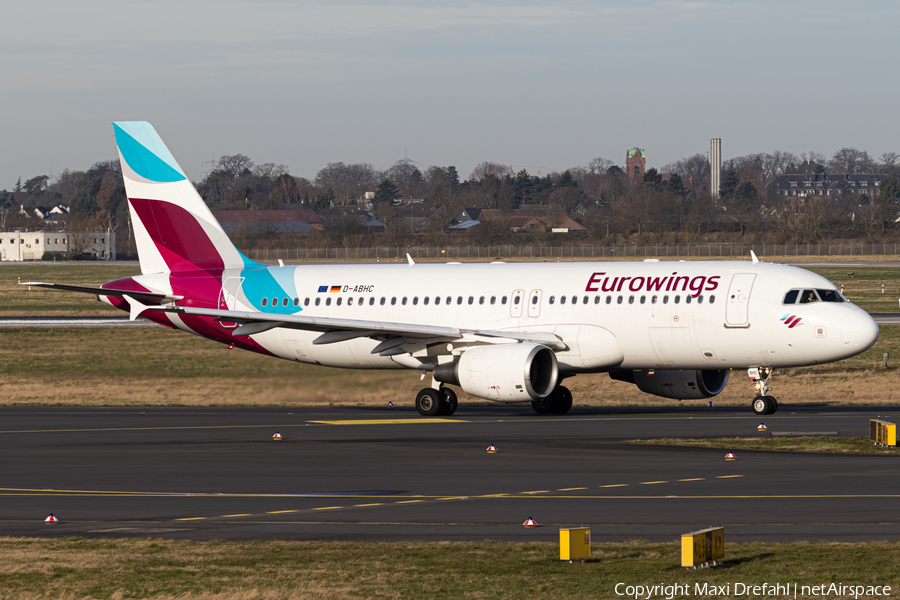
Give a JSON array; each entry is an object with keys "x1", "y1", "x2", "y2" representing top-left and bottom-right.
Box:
[
  {"x1": 407, "y1": 253, "x2": 415, "y2": 266},
  {"x1": 122, "y1": 294, "x2": 149, "y2": 321},
  {"x1": 751, "y1": 250, "x2": 760, "y2": 264}
]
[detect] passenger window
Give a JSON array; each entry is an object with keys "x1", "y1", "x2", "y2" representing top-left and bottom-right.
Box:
[
  {"x1": 502, "y1": 296, "x2": 507, "y2": 305},
  {"x1": 457, "y1": 296, "x2": 463, "y2": 305},
  {"x1": 783, "y1": 290, "x2": 799, "y2": 304},
  {"x1": 479, "y1": 296, "x2": 485, "y2": 305},
  {"x1": 304, "y1": 298, "x2": 310, "y2": 306},
  {"x1": 402, "y1": 297, "x2": 407, "y2": 305},
  {"x1": 283, "y1": 298, "x2": 289, "y2": 307},
  {"x1": 663, "y1": 295, "x2": 669, "y2": 304},
  {"x1": 583, "y1": 296, "x2": 588, "y2": 304},
  {"x1": 817, "y1": 289, "x2": 842, "y2": 302},
  {"x1": 710, "y1": 295, "x2": 716, "y2": 304},
  {"x1": 336, "y1": 297, "x2": 342, "y2": 306},
  {"x1": 348, "y1": 297, "x2": 354, "y2": 306},
  {"x1": 446, "y1": 296, "x2": 452, "y2": 305},
  {"x1": 491, "y1": 296, "x2": 496, "y2": 305},
  {"x1": 628, "y1": 296, "x2": 634, "y2": 304},
  {"x1": 698, "y1": 296, "x2": 703, "y2": 304},
  {"x1": 674, "y1": 296, "x2": 680, "y2": 304},
  {"x1": 369, "y1": 297, "x2": 375, "y2": 306},
  {"x1": 513, "y1": 296, "x2": 520, "y2": 305},
  {"x1": 358, "y1": 297, "x2": 363, "y2": 305},
  {"x1": 380, "y1": 297, "x2": 386, "y2": 305},
  {"x1": 468, "y1": 296, "x2": 474, "y2": 305},
  {"x1": 594, "y1": 296, "x2": 600, "y2": 304},
  {"x1": 686, "y1": 295, "x2": 692, "y2": 304},
  {"x1": 391, "y1": 297, "x2": 397, "y2": 305},
  {"x1": 561, "y1": 296, "x2": 567, "y2": 305},
  {"x1": 640, "y1": 296, "x2": 646, "y2": 304},
  {"x1": 326, "y1": 298, "x2": 331, "y2": 306},
  {"x1": 571, "y1": 295, "x2": 577, "y2": 304},
  {"x1": 412, "y1": 297, "x2": 418, "y2": 305},
  {"x1": 617, "y1": 296, "x2": 623, "y2": 304},
  {"x1": 315, "y1": 298, "x2": 320, "y2": 306},
  {"x1": 606, "y1": 296, "x2": 612, "y2": 304},
  {"x1": 272, "y1": 297, "x2": 278, "y2": 306},
  {"x1": 651, "y1": 295, "x2": 657, "y2": 304},
  {"x1": 424, "y1": 297, "x2": 430, "y2": 305},
  {"x1": 799, "y1": 289, "x2": 819, "y2": 304},
  {"x1": 531, "y1": 295, "x2": 538, "y2": 305},
  {"x1": 261, "y1": 297, "x2": 268, "y2": 307},
  {"x1": 549, "y1": 296, "x2": 555, "y2": 305},
  {"x1": 293, "y1": 298, "x2": 299, "y2": 307}
]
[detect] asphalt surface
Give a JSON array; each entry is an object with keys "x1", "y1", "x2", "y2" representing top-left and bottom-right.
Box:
[{"x1": 3, "y1": 405, "x2": 900, "y2": 543}]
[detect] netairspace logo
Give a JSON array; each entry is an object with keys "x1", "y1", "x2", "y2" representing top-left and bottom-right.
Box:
[{"x1": 614, "y1": 582, "x2": 892, "y2": 599}]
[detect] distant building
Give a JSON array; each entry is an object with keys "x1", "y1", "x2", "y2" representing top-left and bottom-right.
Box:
[
  {"x1": 212, "y1": 210, "x2": 322, "y2": 234},
  {"x1": 626, "y1": 148, "x2": 646, "y2": 179},
  {"x1": 0, "y1": 230, "x2": 114, "y2": 261},
  {"x1": 771, "y1": 174, "x2": 887, "y2": 198}
]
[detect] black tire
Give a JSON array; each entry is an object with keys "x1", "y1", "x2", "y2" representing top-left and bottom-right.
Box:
[
  {"x1": 440, "y1": 388, "x2": 458, "y2": 416},
  {"x1": 767, "y1": 396, "x2": 778, "y2": 414},
  {"x1": 752, "y1": 396, "x2": 768, "y2": 415},
  {"x1": 416, "y1": 389, "x2": 443, "y2": 417},
  {"x1": 531, "y1": 391, "x2": 557, "y2": 414},
  {"x1": 555, "y1": 386, "x2": 573, "y2": 414}
]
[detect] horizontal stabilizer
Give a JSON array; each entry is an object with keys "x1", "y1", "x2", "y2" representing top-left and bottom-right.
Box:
[{"x1": 19, "y1": 282, "x2": 182, "y2": 303}]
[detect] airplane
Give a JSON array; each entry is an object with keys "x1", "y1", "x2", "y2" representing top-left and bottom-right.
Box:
[{"x1": 23, "y1": 121, "x2": 879, "y2": 417}]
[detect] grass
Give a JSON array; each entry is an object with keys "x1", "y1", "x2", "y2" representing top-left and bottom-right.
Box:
[
  {"x1": 0, "y1": 537, "x2": 898, "y2": 599},
  {"x1": 621, "y1": 436, "x2": 900, "y2": 455}
]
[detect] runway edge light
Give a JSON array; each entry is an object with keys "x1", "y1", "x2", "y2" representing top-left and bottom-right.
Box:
[
  {"x1": 273, "y1": 431, "x2": 282, "y2": 441},
  {"x1": 725, "y1": 452, "x2": 736, "y2": 461},
  {"x1": 45, "y1": 513, "x2": 58, "y2": 524},
  {"x1": 486, "y1": 444, "x2": 497, "y2": 453},
  {"x1": 523, "y1": 517, "x2": 538, "y2": 528},
  {"x1": 388, "y1": 401, "x2": 393, "y2": 407},
  {"x1": 707, "y1": 401, "x2": 715, "y2": 407},
  {"x1": 758, "y1": 423, "x2": 767, "y2": 431}
]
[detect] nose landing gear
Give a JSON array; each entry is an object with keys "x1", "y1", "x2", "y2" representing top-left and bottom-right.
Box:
[{"x1": 749, "y1": 367, "x2": 778, "y2": 415}]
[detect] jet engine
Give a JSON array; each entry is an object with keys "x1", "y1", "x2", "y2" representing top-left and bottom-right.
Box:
[
  {"x1": 609, "y1": 369, "x2": 729, "y2": 400},
  {"x1": 433, "y1": 343, "x2": 559, "y2": 401}
]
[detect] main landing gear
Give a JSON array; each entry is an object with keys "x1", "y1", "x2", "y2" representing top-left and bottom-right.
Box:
[
  {"x1": 531, "y1": 385, "x2": 573, "y2": 415},
  {"x1": 415, "y1": 387, "x2": 458, "y2": 417},
  {"x1": 748, "y1": 367, "x2": 778, "y2": 415}
]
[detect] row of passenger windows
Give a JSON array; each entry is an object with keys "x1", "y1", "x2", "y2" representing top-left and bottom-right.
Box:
[{"x1": 260, "y1": 294, "x2": 716, "y2": 308}]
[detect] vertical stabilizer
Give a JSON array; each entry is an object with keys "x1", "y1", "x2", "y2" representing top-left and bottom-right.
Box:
[{"x1": 113, "y1": 121, "x2": 254, "y2": 274}]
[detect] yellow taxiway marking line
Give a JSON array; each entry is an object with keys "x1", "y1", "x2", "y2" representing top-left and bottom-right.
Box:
[
  {"x1": 354, "y1": 503, "x2": 384, "y2": 507},
  {"x1": 522, "y1": 490, "x2": 549, "y2": 494},
  {"x1": 0, "y1": 424, "x2": 312, "y2": 435},
  {"x1": 558, "y1": 487, "x2": 587, "y2": 491},
  {"x1": 221, "y1": 513, "x2": 252, "y2": 518},
  {"x1": 396, "y1": 500, "x2": 425, "y2": 504},
  {"x1": 309, "y1": 419, "x2": 463, "y2": 425},
  {"x1": 175, "y1": 517, "x2": 207, "y2": 521},
  {"x1": 716, "y1": 475, "x2": 744, "y2": 479},
  {"x1": 639, "y1": 481, "x2": 668, "y2": 485},
  {"x1": 437, "y1": 497, "x2": 467, "y2": 501},
  {"x1": 600, "y1": 484, "x2": 628, "y2": 488},
  {"x1": 678, "y1": 478, "x2": 705, "y2": 482},
  {"x1": 267, "y1": 510, "x2": 299, "y2": 514},
  {"x1": 311, "y1": 506, "x2": 343, "y2": 511}
]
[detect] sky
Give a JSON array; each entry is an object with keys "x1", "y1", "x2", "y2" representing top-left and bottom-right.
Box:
[{"x1": 2, "y1": 0, "x2": 899, "y2": 188}]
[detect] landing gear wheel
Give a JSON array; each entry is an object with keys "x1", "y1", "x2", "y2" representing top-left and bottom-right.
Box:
[
  {"x1": 416, "y1": 388, "x2": 443, "y2": 417},
  {"x1": 440, "y1": 388, "x2": 458, "y2": 416},
  {"x1": 752, "y1": 396, "x2": 768, "y2": 415},
  {"x1": 555, "y1": 386, "x2": 573, "y2": 414},
  {"x1": 531, "y1": 390, "x2": 557, "y2": 414},
  {"x1": 767, "y1": 396, "x2": 778, "y2": 414}
]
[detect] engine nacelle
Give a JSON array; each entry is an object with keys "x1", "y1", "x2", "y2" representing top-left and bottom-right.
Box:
[
  {"x1": 433, "y1": 343, "x2": 559, "y2": 401},
  {"x1": 610, "y1": 369, "x2": 729, "y2": 400}
]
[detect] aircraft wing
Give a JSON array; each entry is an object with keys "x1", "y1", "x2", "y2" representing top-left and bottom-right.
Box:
[
  {"x1": 123, "y1": 295, "x2": 566, "y2": 353},
  {"x1": 20, "y1": 282, "x2": 183, "y2": 303}
]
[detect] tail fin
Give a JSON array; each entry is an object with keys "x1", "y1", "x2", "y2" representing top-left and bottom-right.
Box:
[{"x1": 113, "y1": 121, "x2": 255, "y2": 274}]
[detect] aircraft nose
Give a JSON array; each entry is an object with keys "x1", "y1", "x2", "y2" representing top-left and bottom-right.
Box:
[{"x1": 842, "y1": 309, "x2": 879, "y2": 353}]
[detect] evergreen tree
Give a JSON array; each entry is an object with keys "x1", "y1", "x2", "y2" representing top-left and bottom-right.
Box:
[
  {"x1": 374, "y1": 178, "x2": 400, "y2": 204},
  {"x1": 719, "y1": 169, "x2": 739, "y2": 199},
  {"x1": 643, "y1": 167, "x2": 662, "y2": 189},
  {"x1": 879, "y1": 176, "x2": 900, "y2": 203},
  {"x1": 668, "y1": 172, "x2": 685, "y2": 196},
  {"x1": 69, "y1": 191, "x2": 100, "y2": 217},
  {"x1": 556, "y1": 170, "x2": 578, "y2": 188}
]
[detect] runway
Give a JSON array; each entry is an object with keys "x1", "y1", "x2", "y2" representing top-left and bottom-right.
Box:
[{"x1": 2, "y1": 405, "x2": 899, "y2": 543}]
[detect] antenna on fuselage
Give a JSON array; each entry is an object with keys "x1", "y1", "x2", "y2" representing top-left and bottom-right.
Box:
[{"x1": 750, "y1": 250, "x2": 760, "y2": 264}]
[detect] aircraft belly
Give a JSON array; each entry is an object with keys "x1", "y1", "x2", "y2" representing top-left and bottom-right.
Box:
[{"x1": 251, "y1": 330, "x2": 400, "y2": 369}]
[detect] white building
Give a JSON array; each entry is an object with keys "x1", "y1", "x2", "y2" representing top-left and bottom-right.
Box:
[{"x1": 0, "y1": 230, "x2": 115, "y2": 261}]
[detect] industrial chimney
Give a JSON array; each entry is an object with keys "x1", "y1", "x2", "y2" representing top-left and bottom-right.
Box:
[{"x1": 710, "y1": 138, "x2": 721, "y2": 199}]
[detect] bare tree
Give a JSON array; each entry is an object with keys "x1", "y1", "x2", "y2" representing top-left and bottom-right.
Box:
[
  {"x1": 252, "y1": 163, "x2": 289, "y2": 180},
  {"x1": 469, "y1": 161, "x2": 512, "y2": 182},
  {"x1": 828, "y1": 148, "x2": 875, "y2": 174},
  {"x1": 384, "y1": 162, "x2": 425, "y2": 199},
  {"x1": 217, "y1": 154, "x2": 255, "y2": 179},
  {"x1": 662, "y1": 154, "x2": 710, "y2": 190},
  {"x1": 314, "y1": 162, "x2": 378, "y2": 204},
  {"x1": 583, "y1": 157, "x2": 615, "y2": 175}
]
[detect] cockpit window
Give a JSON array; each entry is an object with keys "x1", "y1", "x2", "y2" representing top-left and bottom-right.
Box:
[
  {"x1": 783, "y1": 290, "x2": 798, "y2": 304},
  {"x1": 799, "y1": 289, "x2": 819, "y2": 304},
  {"x1": 817, "y1": 289, "x2": 844, "y2": 303}
]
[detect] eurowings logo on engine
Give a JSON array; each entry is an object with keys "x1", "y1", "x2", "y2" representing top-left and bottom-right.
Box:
[{"x1": 781, "y1": 314, "x2": 803, "y2": 328}]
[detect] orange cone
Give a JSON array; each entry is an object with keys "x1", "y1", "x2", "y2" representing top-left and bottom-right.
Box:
[
  {"x1": 45, "y1": 513, "x2": 58, "y2": 524},
  {"x1": 486, "y1": 444, "x2": 497, "y2": 453},
  {"x1": 523, "y1": 517, "x2": 537, "y2": 528},
  {"x1": 273, "y1": 431, "x2": 282, "y2": 441},
  {"x1": 725, "y1": 452, "x2": 736, "y2": 461},
  {"x1": 757, "y1": 423, "x2": 767, "y2": 431}
]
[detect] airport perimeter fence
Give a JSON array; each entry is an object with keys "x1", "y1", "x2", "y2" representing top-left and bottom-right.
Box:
[{"x1": 243, "y1": 242, "x2": 900, "y2": 262}]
